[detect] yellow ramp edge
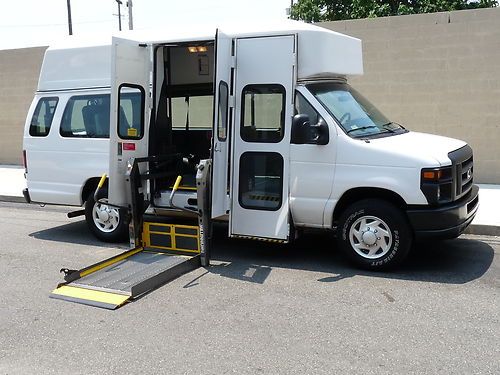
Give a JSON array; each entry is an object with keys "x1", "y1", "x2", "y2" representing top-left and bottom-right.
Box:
[{"x1": 50, "y1": 285, "x2": 130, "y2": 310}]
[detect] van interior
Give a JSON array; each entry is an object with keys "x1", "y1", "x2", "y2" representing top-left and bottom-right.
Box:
[{"x1": 150, "y1": 42, "x2": 215, "y2": 208}]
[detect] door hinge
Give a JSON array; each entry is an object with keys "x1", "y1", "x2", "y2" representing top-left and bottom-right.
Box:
[{"x1": 229, "y1": 95, "x2": 236, "y2": 108}]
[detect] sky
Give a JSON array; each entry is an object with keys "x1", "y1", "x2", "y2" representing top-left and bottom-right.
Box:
[{"x1": 0, "y1": 0, "x2": 293, "y2": 50}]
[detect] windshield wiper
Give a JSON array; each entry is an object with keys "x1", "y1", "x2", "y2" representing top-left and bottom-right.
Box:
[
  {"x1": 346, "y1": 125, "x2": 379, "y2": 135},
  {"x1": 381, "y1": 122, "x2": 406, "y2": 132}
]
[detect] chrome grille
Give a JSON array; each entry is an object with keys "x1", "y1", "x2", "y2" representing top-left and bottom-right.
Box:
[{"x1": 448, "y1": 145, "x2": 474, "y2": 201}]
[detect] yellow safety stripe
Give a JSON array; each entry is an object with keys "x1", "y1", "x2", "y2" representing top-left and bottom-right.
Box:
[
  {"x1": 97, "y1": 173, "x2": 107, "y2": 189},
  {"x1": 168, "y1": 185, "x2": 197, "y2": 191},
  {"x1": 80, "y1": 247, "x2": 143, "y2": 278},
  {"x1": 51, "y1": 286, "x2": 129, "y2": 307},
  {"x1": 144, "y1": 244, "x2": 200, "y2": 253},
  {"x1": 172, "y1": 175, "x2": 182, "y2": 191}
]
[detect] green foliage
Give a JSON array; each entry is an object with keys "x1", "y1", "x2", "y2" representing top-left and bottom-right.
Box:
[{"x1": 290, "y1": 0, "x2": 498, "y2": 22}]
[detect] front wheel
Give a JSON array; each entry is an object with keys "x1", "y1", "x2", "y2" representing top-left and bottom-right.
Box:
[
  {"x1": 85, "y1": 186, "x2": 128, "y2": 242},
  {"x1": 336, "y1": 199, "x2": 412, "y2": 270}
]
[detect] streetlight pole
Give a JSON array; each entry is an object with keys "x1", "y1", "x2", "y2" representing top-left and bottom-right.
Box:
[
  {"x1": 127, "y1": 0, "x2": 133, "y2": 30},
  {"x1": 116, "y1": 0, "x2": 123, "y2": 31},
  {"x1": 66, "y1": 0, "x2": 73, "y2": 35}
]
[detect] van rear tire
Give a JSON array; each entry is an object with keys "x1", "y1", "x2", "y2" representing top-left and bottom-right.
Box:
[{"x1": 85, "y1": 186, "x2": 128, "y2": 242}]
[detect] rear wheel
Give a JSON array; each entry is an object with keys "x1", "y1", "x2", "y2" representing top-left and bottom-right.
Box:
[
  {"x1": 336, "y1": 199, "x2": 412, "y2": 270},
  {"x1": 85, "y1": 186, "x2": 127, "y2": 242}
]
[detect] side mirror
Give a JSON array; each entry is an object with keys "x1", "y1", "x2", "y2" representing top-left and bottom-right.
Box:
[
  {"x1": 291, "y1": 114, "x2": 329, "y2": 145},
  {"x1": 311, "y1": 118, "x2": 329, "y2": 145},
  {"x1": 291, "y1": 114, "x2": 311, "y2": 144}
]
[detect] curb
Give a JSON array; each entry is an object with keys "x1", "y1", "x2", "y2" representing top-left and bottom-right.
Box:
[
  {"x1": 465, "y1": 224, "x2": 500, "y2": 237},
  {"x1": 0, "y1": 195, "x2": 26, "y2": 204}
]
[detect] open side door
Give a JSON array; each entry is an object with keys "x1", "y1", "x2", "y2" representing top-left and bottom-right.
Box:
[
  {"x1": 211, "y1": 30, "x2": 233, "y2": 219},
  {"x1": 230, "y1": 35, "x2": 296, "y2": 241},
  {"x1": 109, "y1": 37, "x2": 152, "y2": 208}
]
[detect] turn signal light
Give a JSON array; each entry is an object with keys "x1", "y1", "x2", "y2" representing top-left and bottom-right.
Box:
[{"x1": 422, "y1": 170, "x2": 442, "y2": 180}]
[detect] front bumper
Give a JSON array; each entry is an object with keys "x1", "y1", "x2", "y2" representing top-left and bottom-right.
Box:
[{"x1": 407, "y1": 184, "x2": 479, "y2": 240}]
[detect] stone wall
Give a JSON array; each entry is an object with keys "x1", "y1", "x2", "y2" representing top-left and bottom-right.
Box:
[
  {"x1": 0, "y1": 47, "x2": 46, "y2": 165},
  {"x1": 320, "y1": 7, "x2": 500, "y2": 183}
]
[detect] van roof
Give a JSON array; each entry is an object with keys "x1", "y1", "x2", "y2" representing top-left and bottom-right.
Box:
[{"x1": 38, "y1": 21, "x2": 362, "y2": 92}]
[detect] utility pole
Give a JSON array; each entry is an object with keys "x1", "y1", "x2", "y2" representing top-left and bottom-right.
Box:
[
  {"x1": 127, "y1": 0, "x2": 134, "y2": 30},
  {"x1": 66, "y1": 0, "x2": 73, "y2": 35},
  {"x1": 116, "y1": 0, "x2": 123, "y2": 31}
]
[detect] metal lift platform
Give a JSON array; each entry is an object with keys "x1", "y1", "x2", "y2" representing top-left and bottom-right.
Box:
[
  {"x1": 51, "y1": 159, "x2": 212, "y2": 310},
  {"x1": 50, "y1": 221, "x2": 202, "y2": 310}
]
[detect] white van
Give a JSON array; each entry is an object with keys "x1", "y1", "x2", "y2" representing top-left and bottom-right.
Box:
[{"x1": 26, "y1": 22, "x2": 479, "y2": 270}]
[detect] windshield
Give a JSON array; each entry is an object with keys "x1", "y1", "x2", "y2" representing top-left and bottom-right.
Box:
[{"x1": 307, "y1": 82, "x2": 406, "y2": 138}]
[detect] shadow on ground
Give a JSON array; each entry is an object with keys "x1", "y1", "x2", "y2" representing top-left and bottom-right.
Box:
[
  {"x1": 206, "y1": 225, "x2": 495, "y2": 286},
  {"x1": 30, "y1": 220, "x2": 495, "y2": 286},
  {"x1": 29, "y1": 220, "x2": 128, "y2": 249}
]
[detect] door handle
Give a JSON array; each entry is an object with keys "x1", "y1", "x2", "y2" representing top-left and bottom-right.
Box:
[{"x1": 214, "y1": 142, "x2": 221, "y2": 152}]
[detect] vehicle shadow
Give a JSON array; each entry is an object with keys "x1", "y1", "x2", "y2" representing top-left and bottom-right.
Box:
[
  {"x1": 29, "y1": 220, "x2": 495, "y2": 286},
  {"x1": 28, "y1": 220, "x2": 128, "y2": 249},
  {"x1": 206, "y1": 226, "x2": 495, "y2": 286}
]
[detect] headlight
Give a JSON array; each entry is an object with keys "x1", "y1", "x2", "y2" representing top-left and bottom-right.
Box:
[{"x1": 420, "y1": 167, "x2": 453, "y2": 205}]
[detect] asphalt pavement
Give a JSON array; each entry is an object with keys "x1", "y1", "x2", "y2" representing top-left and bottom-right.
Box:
[{"x1": 0, "y1": 202, "x2": 498, "y2": 374}]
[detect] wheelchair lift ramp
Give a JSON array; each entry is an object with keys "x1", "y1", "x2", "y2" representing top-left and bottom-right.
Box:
[{"x1": 50, "y1": 222, "x2": 201, "y2": 310}]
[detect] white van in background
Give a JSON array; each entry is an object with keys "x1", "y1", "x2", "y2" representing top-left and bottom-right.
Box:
[{"x1": 22, "y1": 41, "x2": 128, "y2": 241}]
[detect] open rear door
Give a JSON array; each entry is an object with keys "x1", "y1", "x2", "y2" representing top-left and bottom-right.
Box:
[
  {"x1": 211, "y1": 30, "x2": 233, "y2": 219},
  {"x1": 230, "y1": 35, "x2": 296, "y2": 241},
  {"x1": 109, "y1": 37, "x2": 152, "y2": 207}
]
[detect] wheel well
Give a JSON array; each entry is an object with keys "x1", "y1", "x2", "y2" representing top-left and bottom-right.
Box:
[
  {"x1": 81, "y1": 177, "x2": 106, "y2": 204},
  {"x1": 333, "y1": 187, "x2": 407, "y2": 223}
]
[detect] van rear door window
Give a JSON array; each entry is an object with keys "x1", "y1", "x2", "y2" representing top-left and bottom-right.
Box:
[
  {"x1": 118, "y1": 86, "x2": 144, "y2": 139},
  {"x1": 29, "y1": 97, "x2": 58, "y2": 137},
  {"x1": 60, "y1": 94, "x2": 110, "y2": 138}
]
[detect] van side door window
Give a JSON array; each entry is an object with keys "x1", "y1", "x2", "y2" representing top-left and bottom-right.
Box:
[
  {"x1": 60, "y1": 94, "x2": 110, "y2": 138},
  {"x1": 29, "y1": 97, "x2": 58, "y2": 137},
  {"x1": 294, "y1": 91, "x2": 327, "y2": 145},
  {"x1": 294, "y1": 92, "x2": 323, "y2": 126},
  {"x1": 241, "y1": 84, "x2": 285, "y2": 143}
]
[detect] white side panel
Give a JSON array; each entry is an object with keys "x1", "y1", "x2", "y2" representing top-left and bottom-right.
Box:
[
  {"x1": 211, "y1": 30, "x2": 233, "y2": 219},
  {"x1": 109, "y1": 38, "x2": 152, "y2": 206},
  {"x1": 297, "y1": 29, "x2": 363, "y2": 79},
  {"x1": 289, "y1": 87, "x2": 337, "y2": 227},
  {"x1": 24, "y1": 91, "x2": 109, "y2": 206},
  {"x1": 231, "y1": 35, "x2": 295, "y2": 240},
  {"x1": 38, "y1": 45, "x2": 111, "y2": 91}
]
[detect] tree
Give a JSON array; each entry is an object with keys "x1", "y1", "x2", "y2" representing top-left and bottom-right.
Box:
[{"x1": 290, "y1": 0, "x2": 499, "y2": 22}]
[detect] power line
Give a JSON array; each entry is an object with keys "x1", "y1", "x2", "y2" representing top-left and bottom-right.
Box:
[{"x1": 0, "y1": 20, "x2": 114, "y2": 28}]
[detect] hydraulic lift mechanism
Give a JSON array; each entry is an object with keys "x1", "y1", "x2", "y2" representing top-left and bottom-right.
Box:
[{"x1": 50, "y1": 160, "x2": 213, "y2": 310}]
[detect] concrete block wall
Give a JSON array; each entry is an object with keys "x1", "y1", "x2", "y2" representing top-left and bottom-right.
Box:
[
  {"x1": 0, "y1": 47, "x2": 46, "y2": 165},
  {"x1": 320, "y1": 7, "x2": 500, "y2": 183}
]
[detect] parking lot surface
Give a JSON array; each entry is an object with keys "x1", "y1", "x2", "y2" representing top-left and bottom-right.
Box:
[{"x1": 0, "y1": 202, "x2": 498, "y2": 374}]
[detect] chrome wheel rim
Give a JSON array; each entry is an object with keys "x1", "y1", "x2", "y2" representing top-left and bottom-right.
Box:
[
  {"x1": 92, "y1": 199, "x2": 120, "y2": 233},
  {"x1": 349, "y1": 215, "x2": 393, "y2": 259}
]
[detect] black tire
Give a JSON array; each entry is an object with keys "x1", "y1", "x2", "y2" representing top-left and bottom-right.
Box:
[
  {"x1": 336, "y1": 199, "x2": 412, "y2": 270},
  {"x1": 84, "y1": 186, "x2": 128, "y2": 242}
]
